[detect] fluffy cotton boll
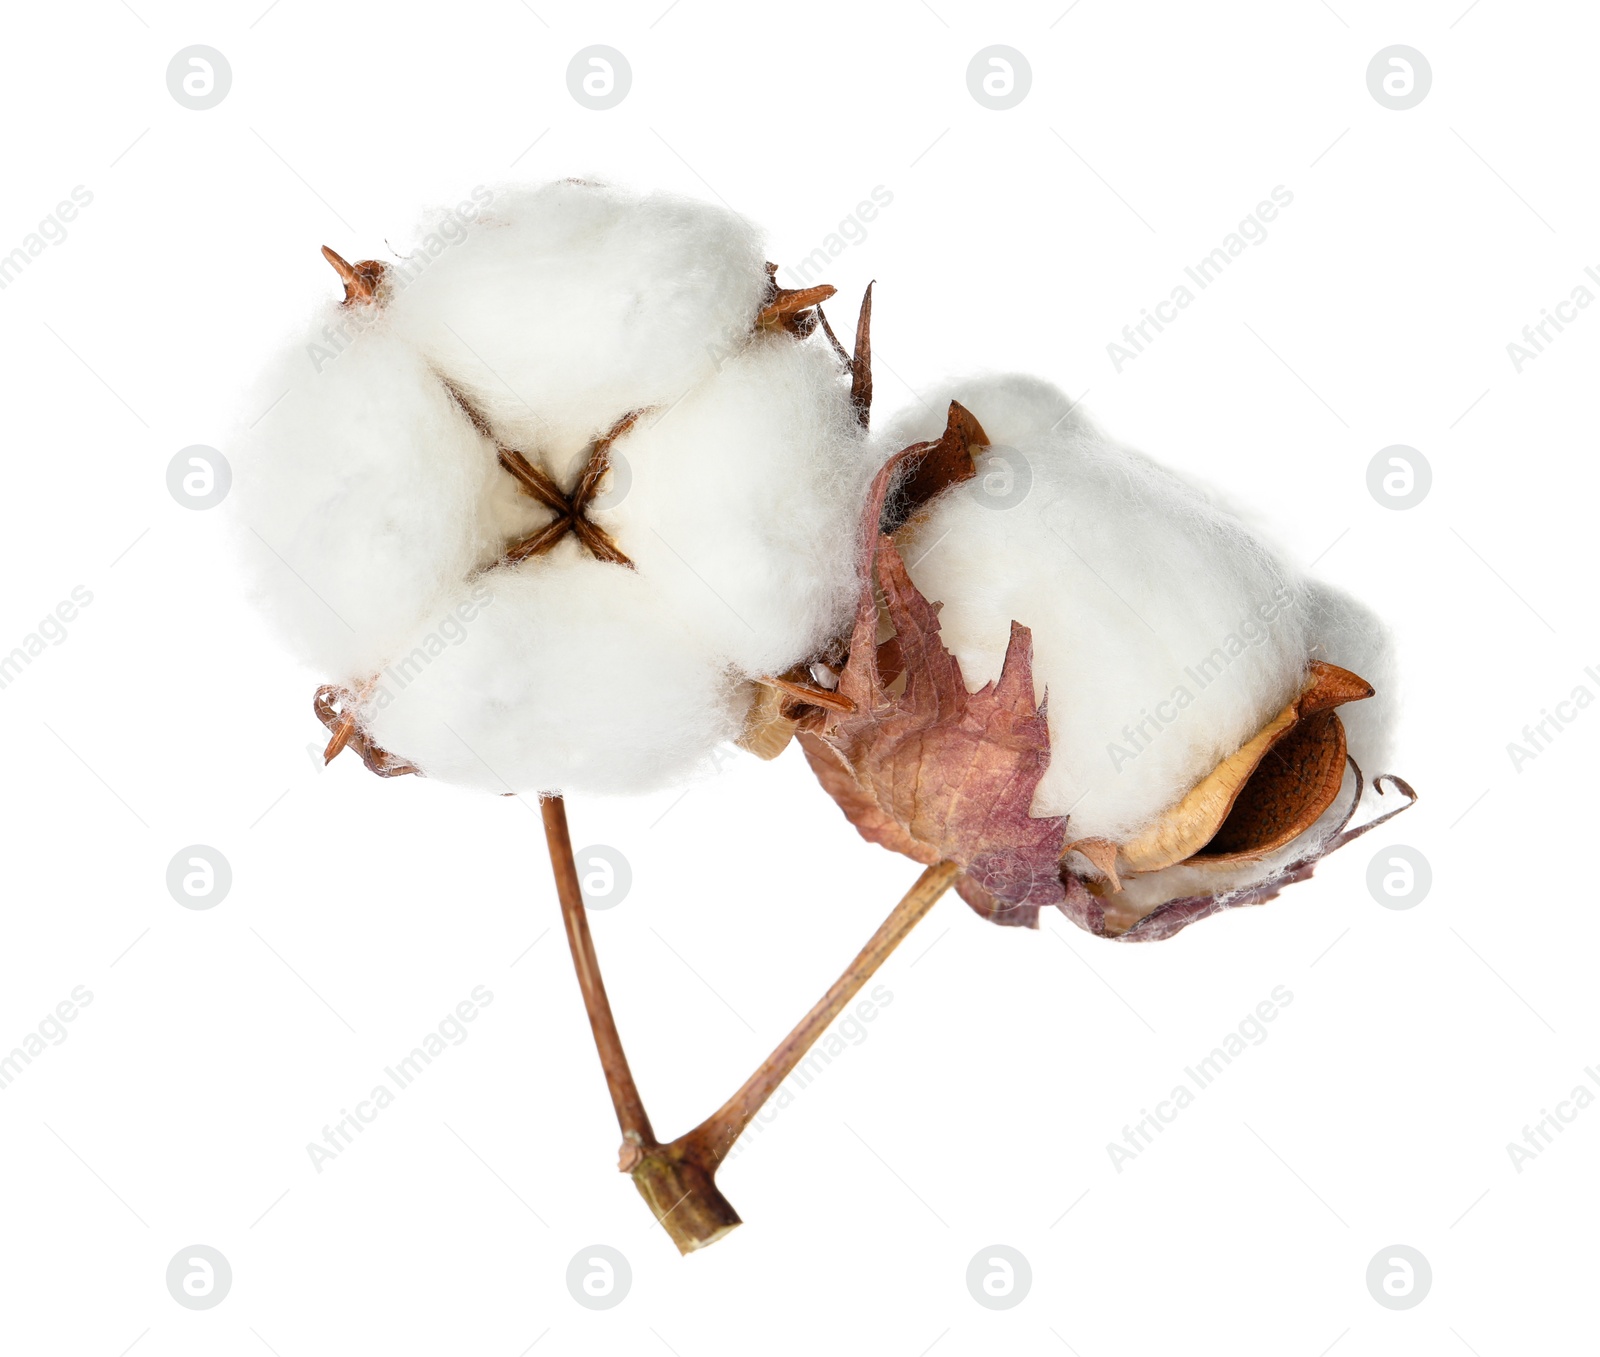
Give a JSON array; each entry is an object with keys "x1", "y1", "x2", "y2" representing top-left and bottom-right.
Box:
[
  {"x1": 883, "y1": 375, "x2": 1311, "y2": 845},
  {"x1": 235, "y1": 180, "x2": 880, "y2": 799},
  {"x1": 233, "y1": 320, "x2": 503, "y2": 679},
  {"x1": 384, "y1": 181, "x2": 769, "y2": 457},
  {"x1": 360, "y1": 562, "x2": 747, "y2": 796},
  {"x1": 593, "y1": 333, "x2": 877, "y2": 674}
]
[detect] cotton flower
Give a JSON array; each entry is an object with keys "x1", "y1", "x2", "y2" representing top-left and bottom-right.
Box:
[{"x1": 234, "y1": 180, "x2": 878, "y2": 795}]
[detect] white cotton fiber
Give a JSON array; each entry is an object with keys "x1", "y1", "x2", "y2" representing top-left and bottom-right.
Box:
[
  {"x1": 595, "y1": 333, "x2": 875, "y2": 675},
  {"x1": 883, "y1": 374, "x2": 1318, "y2": 846},
  {"x1": 359, "y1": 564, "x2": 747, "y2": 796},
  {"x1": 384, "y1": 181, "x2": 770, "y2": 459},
  {"x1": 233, "y1": 322, "x2": 503, "y2": 680}
]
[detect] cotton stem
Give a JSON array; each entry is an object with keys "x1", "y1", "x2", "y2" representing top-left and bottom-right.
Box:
[
  {"x1": 540, "y1": 795, "x2": 958, "y2": 1254},
  {"x1": 539, "y1": 794, "x2": 656, "y2": 1155}
]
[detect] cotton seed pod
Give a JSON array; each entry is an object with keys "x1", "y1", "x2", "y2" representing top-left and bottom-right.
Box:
[
  {"x1": 234, "y1": 181, "x2": 879, "y2": 795},
  {"x1": 791, "y1": 376, "x2": 1414, "y2": 939}
]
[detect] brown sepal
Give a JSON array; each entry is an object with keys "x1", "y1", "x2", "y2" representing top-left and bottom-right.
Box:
[
  {"x1": 1115, "y1": 661, "x2": 1374, "y2": 877},
  {"x1": 849, "y1": 282, "x2": 873, "y2": 427},
  {"x1": 757, "y1": 283, "x2": 837, "y2": 335},
  {"x1": 800, "y1": 441, "x2": 1067, "y2": 927},
  {"x1": 880, "y1": 401, "x2": 989, "y2": 535},
  {"x1": 1195, "y1": 708, "x2": 1349, "y2": 860},
  {"x1": 1065, "y1": 837, "x2": 1122, "y2": 892},
  {"x1": 757, "y1": 672, "x2": 855, "y2": 716},
  {"x1": 322, "y1": 246, "x2": 387, "y2": 307},
  {"x1": 818, "y1": 283, "x2": 875, "y2": 428},
  {"x1": 314, "y1": 685, "x2": 419, "y2": 778},
  {"x1": 1114, "y1": 768, "x2": 1418, "y2": 943}
]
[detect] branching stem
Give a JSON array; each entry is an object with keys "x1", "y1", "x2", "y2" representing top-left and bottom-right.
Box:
[{"x1": 539, "y1": 792, "x2": 956, "y2": 1253}]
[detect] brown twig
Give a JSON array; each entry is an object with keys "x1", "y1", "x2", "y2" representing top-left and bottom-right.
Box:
[
  {"x1": 678, "y1": 857, "x2": 959, "y2": 1167},
  {"x1": 539, "y1": 795, "x2": 656, "y2": 1154},
  {"x1": 653, "y1": 865, "x2": 957, "y2": 1250},
  {"x1": 539, "y1": 796, "x2": 958, "y2": 1251}
]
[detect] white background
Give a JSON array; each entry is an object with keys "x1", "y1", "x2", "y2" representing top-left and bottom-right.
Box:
[{"x1": 1, "y1": 1, "x2": 1594, "y2": 1353}]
